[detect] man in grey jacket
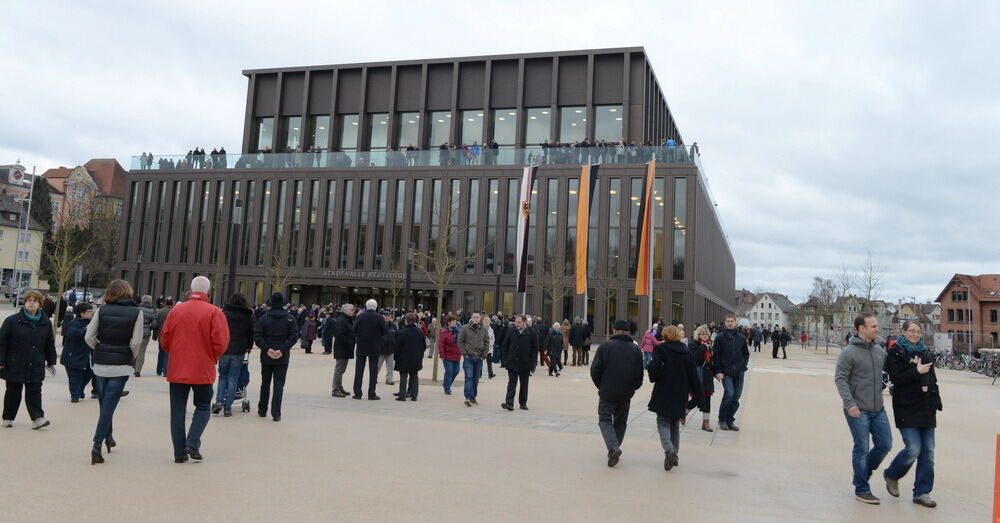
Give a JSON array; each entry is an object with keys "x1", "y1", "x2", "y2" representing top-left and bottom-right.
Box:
[
  {"x1": 458, "y1": 312, "x2": 489, "y2": 407},
  {"x1": 835, "y1": 312, "x2": 892, "y2": 505}
]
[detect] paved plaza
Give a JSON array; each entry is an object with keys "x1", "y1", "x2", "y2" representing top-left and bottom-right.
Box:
[{"x1": 0, "y1": 313, "x2": 996, "y2": 522}]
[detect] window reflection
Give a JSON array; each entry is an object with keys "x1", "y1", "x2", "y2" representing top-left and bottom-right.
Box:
[
  {"x1": 594, "y1": 105, "x2": 623, "y2": 142},
  {"x1": 559, "y1": 106, "x2": 586, "y2": 143},
  {"x1": 397, "y1": 113, "x2": 419, "y2": 149},
  {"x1": 367, "y1": 113, "x2": 389, "y2": 150},
  {"x1": 525, "y1": 108, "x2": 551, "y2": 145},
  {"x1": 283, "y1": 116, "x2": 302, "y2": 150},
  {"x1": 337, "y1": 115, "x2": 359, "y2": 150},
  {"x1": 309, "y1": 116, "x2": 329, "y2": 149},
  {"x1": 429, "y1": 111, "x2": 452, "y2": 147},
  {"x1": 492, "y1": 109, "x2": 517, "y2": 145},
  {"x1": 461, "y1": 110, "x2": 483, "y2": 145},
  {"x1": 255, "y1": 117, "x2": 274, "y2": 152}
]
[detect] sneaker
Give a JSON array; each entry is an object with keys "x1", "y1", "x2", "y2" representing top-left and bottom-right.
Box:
[
  {"x1": 855, "y1": 493, "x2": 880, "y2": 505},
  {"x1": 368, "y1": 395, "x2": 380, "y2": 401},
  {"x1": 1, "y1": 420, "x2": 12, "y2": 428},
  {"x1": 471, "y1": 398, "x2": 479, "y2": 405},
  {"x1": 352, "y1": 394, "x2": 362, "y2": 400},
  {"x1": 464, "y1": 399, "x2": 472, "y2": 407},
  {"x1": 211, "y1": 403, "x2": 222, "y2": 415},
  {"x1": 884, "y1": 474, "x2": 899, "y2": 497},
  {"x1": 719, "y1": 422, "x2": 731, "y2": 431},
  {"x1": 607, "y1": 448, "x2": 622, "y2": 467},
  {"x1": 32, "y1": 418, "x2": 50, "y2": 430},
  {"x1": 912, "y1": 495, "x2": 936, "y2": 508}
]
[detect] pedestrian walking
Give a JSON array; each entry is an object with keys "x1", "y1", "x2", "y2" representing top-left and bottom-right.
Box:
[
  {"x1": 686, "y1": 325, "x2": 715, "y2": 432},
  {"x1": 353, "y1": 299, "x2": 387, "y2": 400},
  {"x1": 320, "y1": 309, "x2": 336, "y2": 355},
  {"x1": 771, "y1": 329, "x2": 781, "y2": 359},
  {"x1": 458, "y1": 311, "x2": 488, "y2": 406},
  {"x1": 152, "y1": 297, "x2": 174, "y2": 376},
  {"x1": 300, "y1": 312, "x2": 318, "y2": 354},
  {"x1": 254, "y1": 293, "x2": 297, "y2": 422},
  {"x1": 377, "y1": 310, "x2": 397, "y2": 386},
  {"x1": 212, "y1": 294, "x2": 254, "y2": 417},
  {"x1": 800, "y1": 331, "x2": 809, "y2": 348},
  {"x1": 0, "y1": 290, "x2": 58, "y2": 430},
  {"x1": 438, "y1": 314, "x2": 461, "y2": 395},
  {"x1": 834, "y1": 313, "x2": 892, "y2": 505},
  {"x1": 639, "y1": 323, "x2": 658, "y2": 368},
  {"x1": 779, "y1": 327, "x2": 790, "y2": 359},
  {"x1": 579, "y1": 321, "x2": 593, "y2": 365},
  {"x1": 133, "y1": 295, "x2": 157, "y2": 377},
  {"x1": 590, "y1": 320, "x2": 644, "y2": 467},
  {"x1": 569, "y1": 317, "x2": 588, "y2": 366},
  {"x1": 751, "y1": 326, "x2": 762, "y2": 353},
  {"x1": 483, "y1": 315, "x2": 498, "y2": 379},
  {"x1": 544, "y1": 322, "x2": 564, "y2": 376},
  {"x1": 159, "y1": 276, "x2": 230, "y2": 463},
  {"x1": 84, "y1": 280, "x2": 144, "y2": 463},
  {"x1": 561, "y1": 319, "x2": 571, "y2": 368},
  {"x1": 882, "y1": 321, "x2": 940, "y2": 508},
  {"x1": 711, "y1": 315, "x2": 749, "y2": 431},
  {"x1": 330, "y1": 304, "x2": 356, "y2": 397},
  {"x1": 393, "y1": 313, "x2": 424, "y2": 401},
  {"x1": 60, "y1": 303, "x2": 94, "y2": 403},
  {"x1": 500, "y1": 314, "x2": 536, "y2": 411},
  {"x1": 648, "y1": 325, "x2": 704, "y2": 471}
]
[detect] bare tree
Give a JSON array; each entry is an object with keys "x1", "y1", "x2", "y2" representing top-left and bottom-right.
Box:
[
  {"x1": 82, "y1": 202, "x2": 121, "y2": 287},
  {"x1": 386, "y1": 257, "x2": 407, "y2": 309},
  {"x1": 808, "y1": 276, "x2": 837, "y2": 350},
  {"x1": 856, "y1": 249, "x2": 886, "y2": 311},
  {"x1": 543, "y1": 256, "x2": 566, "y2": 323},
  {"x1": 264, "y1": 249, "x2": 295, "y2": 295},
  {"x1": 834, "y1": 260, "x2": 854, "y2": 299},
  {"x1": 46, "y1": 192, "x2": 94, "y2": 336}
]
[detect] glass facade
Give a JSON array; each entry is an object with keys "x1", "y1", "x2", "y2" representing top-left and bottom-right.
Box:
[
  {"x1": 607, "y1": 178, "x2": 620, "y2": 278},
  {"x1": 485, "y1": 179, "x2": 498, "y2": 273},
  {"x1": 653, "y1": 177, "x2": 665, "y2": 279},
  {"x1": 374, "y1": 180, "x2": 387, "y2": 270},
  {"x1": 283, "y1": 116, "x2": 302, "y2": 150},
  {"x1": 255, "y1": 181, "x2": 272, "y2": 266},
  {"x1": 504, "y1": 178, "x2": 517, "y2": 274},
  {"x1": 321, "y1": 180, "x2": 336, "y2": 268},
  {"x1": 673, "y1": 178, "x2": 687, "y2": 280},
  {"x1": 391, "y1": 180, "x2": 406, "y2": 267},
  {"x1": 210, "y1": 180, "x2": 226, "y2": 264},
  {"x1": 165, "y1": 181, "x2": 181, "y2": 263},
  {"x1": 305, "y1": 180, "x2": 318, "y2": 267},
  {"x1": 461, "y1": 110, "x2": 483, "y2": 145},
  {"x1": 309, "y1": 116, "x2": 329, "y2": 149},
  {"x1": 628, "y1": 178, "x2": 642, "y2": 278},
  {"x1": 627, "y1": 290, "x2": 639, "y2": 334},
  {"x1": 241, "y1": 180, "x2": 256, "y2": 265},
  {"x1": 565, "y1": 178, "x2": 578, "y2": 276},
  {"x1": 411, "y1": 180, "x2": 423, "y2": 268},
  {"x1": 255, "y1": 117, "x2": 274, "y2": 151},
  {"x1": 151, "y1": 182, "x2": 167, "y2": 262},
  {"x1": 428, "y1": 179, "x2": 442, "y2": 271},
  {"x1": 429, "y1": 111, "x2": 452, "y2": 147},
  {"x1": 288, "y1": 180, "x2": 302, "y2": 266},
  {"x1": 525, "y1": 108, "x2": 551, "y2": 144},
  {"x1": 338, "y1": 180, "x2": 353, "y2": 268},
  {"x1": 465, "y1": 179, "x2": 479, "y2": 273},
  {"x1": 367, "y1": 113, "x2": 389, "y2": 150},
  {"x1": 397, "y1": 113, "x2": 419, "y2": 148},
  {"x1": 492, "y1": 109, "x2": 517, "y2": 145},
  {"x1": 194, "y1": 181, "x2": 209, "y2": 263},
  {"x1": 544, "y1": 178, "x2": 558, "y2": 275},
  {"x1": 447, "y1": 180, "x2": 460, "y2": 259},
  {"x1": 356, "y1": 180, "x2": 371, "y2": 266},
  {"x1": 594, "y1": 105, "x2": 623, "y2": 142},
  {"x1": 587, "y1": 176, "x2": 599, "y2": 278},
  {"x1": 559, "y1": 106, "x2": 586, "y2": 143},
  {"x1": 671, "y1": 291, "x2": 684, "y2": 325},
  {"x1": 274, "y1": 181, "x2": 288, "y2": 266},
  {"x1": 337, "y1": 114, "x2": 358, "y2": 150}
]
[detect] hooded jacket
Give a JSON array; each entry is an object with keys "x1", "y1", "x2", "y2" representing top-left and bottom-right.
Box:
[{"x1": 834, "y1": 335, "x2": 887, "y2": 412}]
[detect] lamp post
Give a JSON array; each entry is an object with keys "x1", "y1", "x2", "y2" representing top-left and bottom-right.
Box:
[
  {"x1": 134, "y1": 252, "x2": 143, "y2": 296},
  {"x1": 494, "y1": 269, "x2": 501, "y2": 316},
  {"x1": 405, "y1": 242, "x2": 414, "y2": 310},
  {"x1": 226, "y1": 197, "x2": 242, "y2": 300},
  {"x1": 957, "y1": 283, "x2": 973, "y2": 355}
]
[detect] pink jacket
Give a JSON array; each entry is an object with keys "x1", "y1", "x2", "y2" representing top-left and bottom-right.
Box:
[{"x1": 640, "y1": 330, "x2": 658, "y2": 353}]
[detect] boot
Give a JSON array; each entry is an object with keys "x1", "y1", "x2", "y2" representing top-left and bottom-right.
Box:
[{"x1": 701, "y1": 419, "x2": 713, "y2": 432}]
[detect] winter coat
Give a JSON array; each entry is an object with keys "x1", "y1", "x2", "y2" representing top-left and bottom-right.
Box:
[
  {"x1": 710, "y1": 328, "x2": 750, "y2": 377},
  {"x1": 321, "y1": 316, "x2": 336, "y2": 351},
  {"x1": 332, "y1": 314, "x2": 356, "y2": 359},
  {"x1": 834, "y1": 336, "x2": 887, "y2": 413},
  {"x1": 223, "y1": 304, "x2": 255, "y2": 356},
  {"x1": 457, "y1": 323, "x2": 489, "y2": 359},
  {"x1": 254, "y1": 308, "x2": 298, "y2": 366},
  {"x1": 544, "y1": 330, "x2": 563, "y2": 356},
  {"x1": 354, "y1": 310, "x2": 388, "y2": 357},
  {"x1": 639, "y1": 330, "x2": 658, "y2": 353},
  {"x1": 159, "y1": 292, "x2": 230, "y2": 385},
  {"x1": 301, "y1": 319, "x2": 318, "y2": 342},
  {"x1": 60, "y1": 317, "x2": 93, "y2": 370},
  {"x1": 590, "y1": 333, "x2": 644, "y2": 403},
  {"x1": 569, "y1": 323, "x2": 590, "y2": 347},
  {"x1": 393, "y1": 324, "x2": 425, "y2": 373},
  {"x1": 688, "y1": 339, "x2": 714, "y2": 395},
  {"x1": 647, "y1": 341, "x2": 704, "y2": 418},
  {"x1": 152, "y1": 305, "x2": 172, "y2": 340},
  {"x1": 138, "y1": 303, "x2": 157, "y2": 339},
  {"x1": 380, "y1": 321, "x2": 398, "y2": 356},
  {"x1": 438, "y1": 327, "x2": 461, "y2": 362},
  {"x1": 90, "y1": 300, "x2": 141, "y2": 367},
  {"x1": 0, "y1": 310, "x2": 57, "y2": 383},
  {"x1": 501, "y1": 326, "x2": 536, "y2": 373},
  {"x1": 884, "y1": 346, "x2": 942, "y2": 428}
]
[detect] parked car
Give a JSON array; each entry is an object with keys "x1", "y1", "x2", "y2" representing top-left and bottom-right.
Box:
[{"x1": 63, "y1": 289, "x2": 94, "y2": 303}]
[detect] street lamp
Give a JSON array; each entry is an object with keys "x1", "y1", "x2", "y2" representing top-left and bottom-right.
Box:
[
  {"x1": 957, "y1": 283, "x2": 973, "y2": 355},
  {"x1": 226, "y1": 197, "x2": 243, "y2": 300},
  {"x1": 134, "y1": 252, "x2": 143, "y2": 296}
]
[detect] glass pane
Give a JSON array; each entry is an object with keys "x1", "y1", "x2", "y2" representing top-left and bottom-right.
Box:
[
  {"x1": 671, "y1": 291, "x2": 684, "y2": 325},
  {"x1": 367, "y1": 113, "x2": 389, "y2": 150},
  {"x1": 284, "y1": 116, "x2": 302, "y2": 150},
  {"x1": 461, "y1": 110, "x2": 483, "y2": 145},
  {"x1": 653, "y1": 177, "x2": 665, "y2": 279},
  {"x1": 594, "y1": 105, "x2": 623, "y2": 142},
  {"x1": 429, "y1": 111, "x2": 452, "y2": 147},
  {"x1": 525, "y1": 108, "x2": 551, "y2": 145},
  {"x1": 337, "y1": 114, "x2": 358, "y2": 150},
  {"x1": 397, "y1": 112, "x2": 420, "y2": 149},
  {"x1": 673, "y1": 178, "x2": 687, "y2": 280},
  {"x1": 559, "y1": 106, "x2": 586, "y2": 143},
  {"x1": 627, "y1": 290, "x2": 639, "y2": 335},
  {"x1": 309, "y1": 116, "x2": 329, "y2": 149},
  {"x1": 492, "y1": 109, "x2": 517, "y2": 145},
  {"x1": 607, "y1": 178, "x2": 620, "y2": 278},
  {"x1": 255, "y1": 117, "x2": 274, "y2": 152}
]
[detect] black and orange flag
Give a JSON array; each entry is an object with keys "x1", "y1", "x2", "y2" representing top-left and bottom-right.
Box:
[
  {"x1": 575, "y1": 164, "x2": 600, "y2": 294},
  {"x1": 634, "y1": 161, "x2": 655, "y2": 296}
]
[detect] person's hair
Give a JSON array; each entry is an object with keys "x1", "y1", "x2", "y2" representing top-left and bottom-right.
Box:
[
  {"x1": 515, "y1": 314, "x2": 527, "y2": 323},
  {"x1": 724, "y1": 314, "x2": 736, "y2": 321},
  {"x1": 366, "y1": 299, "x2": 378, "y2": 310},
  {"x1": 341, "y1": 303, "x2": 354, "y2": 313},
  {"x1": 693, "y1": 324, "x2": 711, "y2": 340},
  {"x1": 445, "y1": 313, "x2": 458, "y2": 324},
  {"x1": 227, "y1": 293, "x2": 249, "y2": 309},
  {"x1": 165, "y1": 296, "x2": 175, "y2": 306},
  {"x1": 854, "y1": 313, "x2": 875, "y2": 330},
  {"x1": 73, "y1": 302, "x2": 93, "y2": 316},
  {"x1": 901, "y1": 320, "x2": 922, "y2": 333},
  {"x1": 190, "y1": 275, "x2": 211, "y2": 293},
  {"x1": 140, "y1": 294, "x2": 153, "y2": 305},
  {"x1": 104, "y1": 279, "x2": 134, "y2": 303},
  {"x1": 552, "y1": 322, "x2": 561, "y2": 329},
  {"x1": 22, "y1": 289, "x2": 44, "y2": 306},
  {"x1": 661, "y1": 325, "x2": 683, "y2": 342},
  {"x1": 404, "y1": 312, "x2": 417, "y2": 324}
]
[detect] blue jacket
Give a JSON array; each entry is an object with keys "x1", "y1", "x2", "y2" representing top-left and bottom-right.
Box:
[{"x1": 60, "y1": 317, "x2": 93, "y2": 369}]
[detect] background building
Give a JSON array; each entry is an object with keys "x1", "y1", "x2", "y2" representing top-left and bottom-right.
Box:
[
  {"x1": 118, "y1": 48, "x2": 736, "y2": 339},
  {"x1": 41, "y1": 159, "x2": 127, "y2": 228},
  {"x1": 736, "y1": 292, "x2": 798, "y2": 330},
  {"x1": 0, "y1": 194, "x2": 45, "y2": 289},
  {"x1": 936, "y1": 273, "x2": 1000, "y2": 351}
]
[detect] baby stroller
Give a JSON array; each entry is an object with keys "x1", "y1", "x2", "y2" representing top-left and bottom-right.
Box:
[{"x1": 232, "y1": 353, "x2": 252, "y2": 413}]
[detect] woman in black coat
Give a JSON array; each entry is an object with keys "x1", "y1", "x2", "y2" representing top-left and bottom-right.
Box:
[
  {"x1": 648, "y1": 325, "x2": 703, "y2": 471},
  {"x1": 544, "y1": 323, "x2": 563, "y2": 376},
  {"x1": 61, "y1": 303, "x2": 95, "y2": 402},
  {"x1": 0, "y1": 290, "x2": 57, "y2": 429},
  {"x1": 686, "y1": 325, "x2": 715, "y2": 432},
  {"x1": 882, "y1": 321, "x2": 941, "y2": 508},
  {"x1": 393, "y1": 313, "x2": 424, "y2": 401}
]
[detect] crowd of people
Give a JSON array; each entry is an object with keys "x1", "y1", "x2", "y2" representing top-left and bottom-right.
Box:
[
  {"x1": 138, "y1": 147, "x2": 229, "y2": 170},
  {"x1": 0, "y1": 282, "x2": 940, "y2": 508}
]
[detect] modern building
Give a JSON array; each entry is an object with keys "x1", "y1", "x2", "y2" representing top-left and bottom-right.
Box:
[
  {"x1": 0, "y1": 194, "x2": 45, "y2": 290},
  {"x1": 935, "y1": 273, "x2": 1000, "y2": 350},
  {"x1": 118, "y1": 47, "x2": 736, "y2": 339}
]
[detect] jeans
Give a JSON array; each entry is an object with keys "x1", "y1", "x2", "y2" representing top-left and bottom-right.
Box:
[
  {"x1": 843, "y1": 409, "x2": 893, "y2": 495},
  {"x1": 156, "y1": 349, "x2": 169, "y2": 376},
  {"x1": 718, "y1": 372, "x2": 745, "y2": 424},
  {"x1": 656, "y1": 414, "x2": 681, "y2": 455},
  {"x1": 442, "y1": 360, "x2": 460, "y2": 393},
  {"x1": 134, "y1": 337, "x2": 151, "y2": 375},
  {"x1": 332, "y1": 359, "x2": 348, "y2": 392},
  {"x1": 884, "y1": 427, "x2": 935, "y2": 497},
  {"x1": 93, "y1": 376, "x2": 128, "y2": 444},
  {"x1": 258, "y1": 364, "x2": 288, "y2": 418},
  {"x1": 398, "y1": 371, "x2": 419, "y2": 399},
  {"x1": 598, "y1": 399, "x2": 631, "y2": 452},
  {"x1": 462, "y1": 357, "x2": 483, "y2": 400},
  {"x1": 642, "y1": 352, "x2": 652, "y2": 369},
  {"x1": 2, "y1": 381, "x2": 43, "y2": 421},
  {"x1": 169, "y1": 383, "x2": 213, "y2": 459},
  {"x1": 215, "y1": 354, "x2": 243, "y2": 412},
  {"x1": 353, "y1": 351, "x2": 379, "y2": 397},
  {"x1": 505, "y1": 369, "x2": 530, "y2": 407},
  {"x1": 378, "y1": 354, "x2": 395, "y2": 383},
  {"x1": 66, "y1": 367, "x2": 93, "y2": 400}
]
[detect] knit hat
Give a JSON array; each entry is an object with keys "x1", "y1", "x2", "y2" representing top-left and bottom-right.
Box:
[
  {"x1": 612, "y1": 320, "x2": 631, "y2": 332},
  {"x1": 268, "y1": 292, "x2": 286, "y2": 308}
]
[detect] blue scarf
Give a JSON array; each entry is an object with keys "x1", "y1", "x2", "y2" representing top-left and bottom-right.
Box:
[
  {"x1": 21, "y1": 308, "x2": 42, "y2": 325},
  {"x1": 895, "y1": 336, "x2": 925, "y2": 353}
]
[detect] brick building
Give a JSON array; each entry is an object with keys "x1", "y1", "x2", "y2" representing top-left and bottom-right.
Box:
[{"x1": 935, "y1": 273, "x2": 1000, "y2": 351}]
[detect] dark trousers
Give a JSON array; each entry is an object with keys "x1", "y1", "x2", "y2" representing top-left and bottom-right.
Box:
[
  {"x1": 581, "y1": 348, "x2": 591, "y2": 365},
  {"x1": 505, "y1": 369, "x2": 530, "y2": 407},
  {"x1": 398, "y1": 371, "x2": 419, "y2": 399},
  {"x1": 258, "y1": 364, "x2": 288, "y2": 418},
  {"x1": 598, "y1": 399, "x2": 631, "y2": 452},
  {"x1": 548, "y1": 352, "x2": 562, "y2": 374},
  {"x1": 772, "y1": 342, "x2": 780, "y2": 358},
  {"x1": 66, "y1": 367, "x2": 93, "y2": 399},
  {"x1": 353, "y1": 351, "x2": 379, "y2": 397},
  {"x1": 169, "y1": 383, "x2": 213, "y2": 459},
  {"x1": 753, "y1": 340, "x2": 761, "y2": 352},
  {"x1": 3, "y1": 381, "x2": 43, "y2": 421},
  {"x1": 156, "y1": 350, "x2": 169, "y2": 376}
]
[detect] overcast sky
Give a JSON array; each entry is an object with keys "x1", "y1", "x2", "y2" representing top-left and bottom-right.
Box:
[{"x1": 3, "y1": 1, "x2": 997, "y2": 304}]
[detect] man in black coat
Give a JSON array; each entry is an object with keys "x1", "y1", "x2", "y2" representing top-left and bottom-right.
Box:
[
  {"x1": 321, "y1": 311, "x2": 336, "y2": 355},
  {"x1": 393, "y1": 313, "x2": 425, "y2": 401},
  {"x1": 591, "y1": 320, "x2": 644, "y2": 467},
  {"x1": 353, "y1": 300, "x2": 388, "y2": 400},
  {"x1": 500, "y1": 315, "x2": 536, "y2": 411},
  {"x1": 569, "y1": 318, "x2": 589, "y2": 366},
  {"x1": 254, "y1": 293, "x2": 298, "y2": 422},
  {"x1": 711, "y1": 315, "x2": 751, "y2": 431},
  {"x1": 331, "y1": 304, "x2": 356, "y2": 397},
  {"x1": 377, "y1": 310, "x2": 398, "y2": 386}
]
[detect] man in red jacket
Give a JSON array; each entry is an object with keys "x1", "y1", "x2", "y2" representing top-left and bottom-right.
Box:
[{"x1": 159, "y1": 276, "x2": 229, "y2": 463}]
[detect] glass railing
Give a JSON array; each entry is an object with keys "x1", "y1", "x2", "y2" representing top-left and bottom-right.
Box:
[{"x1": 130, "y1": 145, "x2": 699, "y2": 171}]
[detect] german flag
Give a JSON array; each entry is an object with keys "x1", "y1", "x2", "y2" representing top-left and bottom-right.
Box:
[
  {"x1": 575, "y1": 164, "x2": 599, "y2": 294},
  {"x1": 634, "y1": 161, "x2": 655, "y2": 296}
]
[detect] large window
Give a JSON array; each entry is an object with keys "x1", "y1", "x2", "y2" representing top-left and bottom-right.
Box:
[
  {"x1": 465, "y1": 179, "x2": 479, "y2": 273},
  {"x1": 525, "y1": 108, "x2": 551, "y2": 145},
  {"x1": 283, "y1": 116, "x2": 302, "y2": 150},
  {"x1": 356, "y1": 180, "x2": 371, "y2": 267},
  {"x1": 653, "y1": 177, "x2": 665, "y2": 279},
  {"x1": 461, "y1": 110, "x2": 483, "y2": 145},
  {"x1": 559, "y1": 106, "x2": 586, "y2": 143},
  {"x1": 607, "y1": 178, "x2": 621, "y2": 278},
  {"x1": 338, "y1": 180, "x2": 354, "y2": 268},
  {"x1": 287, "y1": 180, "x2": 302, "y2": 266},
  {"x1": 673, "y1": 178, "x2": 687, "y2": 280},
  {"x1": 255, "y1": 117, "x2": 274, "y2": 151},
  {"x1": 321, "y1": 180, "x2": 337, "y2": 268},
  {"x1": 565, "y1": 179, "x2": 579, "y2": 276},
  {"x1": 194, "y1": 181, "x2": 209, "y2": 263},
  {"x1": 308, "y1": 116, "x2": 329, "y2": 149},
  {"x1": 544, "y1": 178, "x2": 558, "y2": 275},
  {"x1": 485, "y1": 179, "x2": 499, "y2": 273},
  {"x1": 504, "y1": 178, "x2": 518, "y2": 274},
  {"x1": 305, "y1": 180, "x2": 318, "y2": 267},
  {"x1": 397, "y1": 113, "x2": 420, "y2": 149},
  {"x1": 241, "y1": 180, "x2": 256, "y2": 265},
  {"x1": 336, "y1": 114, "x2": 359, "y2": 150},
  {"x1": 594, "y1": 105, "x2": 623, "y2": 142},
  {"x1": 429, "y1": 111, "x2": 452, "y2": 147},
  {"x1": 367, "y1": 113, "x2": 389, "y2": 150},
  {"x1": 428, "y1": 180, "x2": 442, "y2": 271},
  {"x1": 410, "y1": 180, "x2": 424, "y2": 268},
  {"x1": 391, "y1": 180, "x2": 406, "y2": 267},
  {"x1": 274, "y1": 181, "x2": 288, "y2": 269},
  {"x1": 492, "y1": 109, "x2": 517, "y2": 145},
  {"x1": 374, "y1": 180, "x2": 387, "y2": 270},
  {"x1": 628, "y1": 178, "x2": 642, "y2": 278},
  {"x1": 671, "y1": 291, "x2": 684, "y2": 325}
]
